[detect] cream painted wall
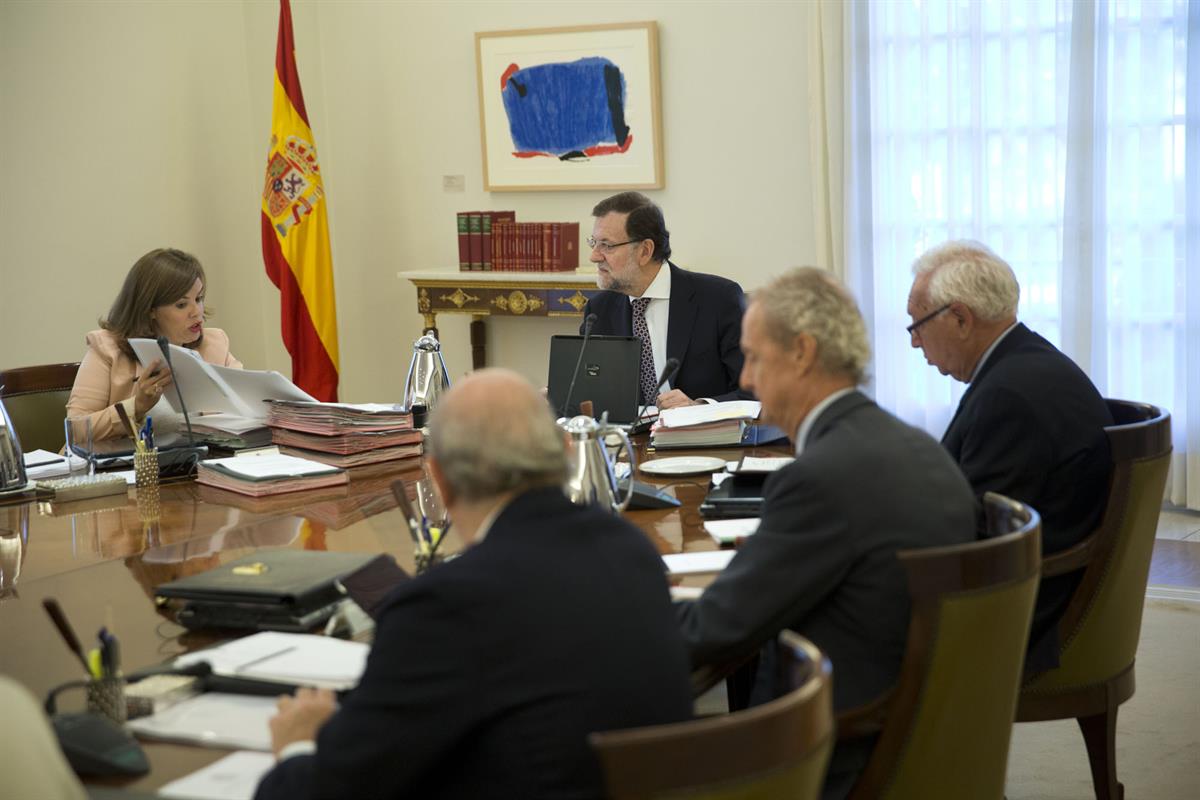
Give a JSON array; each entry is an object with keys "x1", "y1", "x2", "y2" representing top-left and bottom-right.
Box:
[{"x1": 1, "y1": 0, "x2": 830, "y2": 402}]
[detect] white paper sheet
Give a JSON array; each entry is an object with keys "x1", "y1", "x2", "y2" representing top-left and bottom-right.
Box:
[
  {"x1": 158, "y1": 750, "x2": 277, "y2": 800},
  {"x1": 175, "y1": 631, "x2": 370, "y2": 690},
  {"x1": 735, "y1": 456, "x2": 794, "y2": 473},
  {"x1": 658, "y1": 400, "x2": 762, "y2": 429},
  {"x1": 127, "y1": 693, "x2": 276, "y2": 751},
  {"x1": 201, "y1": 453, "x2": 340, "y2": 479},
  {"x1": 662, "y1": 550, "x2": 736, "y2": 576},
  {"x1": 702, "y1": 518, "x2": 761, "y2": 544}
]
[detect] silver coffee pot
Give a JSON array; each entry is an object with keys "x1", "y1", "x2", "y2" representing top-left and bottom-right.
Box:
[
  {"x1": 0, "y1": 393, "x2": 28, "y2": 494},
  {"x1": 403, "y1": 334, "x2": 451, "y2": 426},
  {"x1": 560, "y1": 415, "x2": 635, "y2": 514}
]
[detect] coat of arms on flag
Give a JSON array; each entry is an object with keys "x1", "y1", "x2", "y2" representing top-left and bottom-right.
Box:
[{"x1": 263, "y1": 134, "x2": 325, "y2": 237}]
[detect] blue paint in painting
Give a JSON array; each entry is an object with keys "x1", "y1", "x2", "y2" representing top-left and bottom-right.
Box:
[{"x1": 501, "y1": 57, "x2": 629, "y2": 156}]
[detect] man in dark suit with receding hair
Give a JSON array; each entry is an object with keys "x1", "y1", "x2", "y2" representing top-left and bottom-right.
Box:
[
  {"x1": 255, "y1": 369, "x2": 692, "y2": 800},
  {"x1": 582, "y1": 191, "x2": 748, "y2": 408}
]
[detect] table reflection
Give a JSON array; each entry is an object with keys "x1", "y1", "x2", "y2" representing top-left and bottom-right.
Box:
[{"x1": 0, "y1": 504, "x2": 29, "y2": 599}]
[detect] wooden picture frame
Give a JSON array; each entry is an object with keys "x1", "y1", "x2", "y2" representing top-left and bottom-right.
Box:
[{"x1": 475, "y1": 21, "x2": 663, "y2": 192}]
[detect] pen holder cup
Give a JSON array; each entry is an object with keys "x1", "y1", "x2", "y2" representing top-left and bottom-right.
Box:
[
  {"x1": 134, "y1": 448, "x2": 160, "y2": 515},
  {"x1": 86, "y1": 676, "x2": 127, "y2": 725}
]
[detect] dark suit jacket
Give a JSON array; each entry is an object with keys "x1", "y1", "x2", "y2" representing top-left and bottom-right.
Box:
[
  {"x1": 677, "y1": 392, "x2": 976, "y2": 799},
  {"x1": 677, "y1": 391, "x2": 977, "y2": 712},
  {"x1": 255, "y1": 488, "x2": 693, "y2": 800},
  {"x1": 942, "y1": 322, "x2": 1113, "y2": 669},
  {"x1": 582, "y1": 262, "x2": 749, "y2": 401}
]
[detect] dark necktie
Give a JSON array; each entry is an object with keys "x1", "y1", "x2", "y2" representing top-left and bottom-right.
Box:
[{"x1": 632, "y1": 297, "x2": 657, "y2": 404}]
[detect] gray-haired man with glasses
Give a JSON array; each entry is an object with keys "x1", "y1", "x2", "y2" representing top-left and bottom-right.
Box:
[
  {"x1": 581, "y1": 191, "x2": 749, "y2": 408},
  {"x1": 906, "y1": 240, "x2": 1114, "y2": 672}
]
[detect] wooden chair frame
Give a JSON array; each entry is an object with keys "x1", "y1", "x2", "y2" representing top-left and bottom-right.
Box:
[
  {"x1": 837, "y1": 493, "x2": 1042, "y2": 798},
  {"x1": 1016, "y1": 399, "x2": 1172, "y2": 800},
  {"x1": 592, "y1": 631, "x2": 834, "y2": 800}
]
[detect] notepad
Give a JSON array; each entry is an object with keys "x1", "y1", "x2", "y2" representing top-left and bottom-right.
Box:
[
  {"x1": 174, "y1": 631, "x2": 370, "y2": 690},
  {"x1": 662, "y1": 550, "x2": 736, "y2": 576},
  {"x1": 126, "y1": 692, "x2": 277, "y2": 751}
]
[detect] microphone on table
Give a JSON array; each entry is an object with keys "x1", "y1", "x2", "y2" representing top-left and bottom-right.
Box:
[
  {"x1": 634, "y1": 357, "x2": 680, "y2": 429},
  {"x1": 156, "y1": 336, "x2": 196, "y2": 446},
  {"x1": 561, "y1": 313, "x2": 598, "y2": 418}
]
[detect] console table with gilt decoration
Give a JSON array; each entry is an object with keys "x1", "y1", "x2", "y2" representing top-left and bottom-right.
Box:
[{"x1": 399, "y1": 270, "x2": 602, "y2": 369}]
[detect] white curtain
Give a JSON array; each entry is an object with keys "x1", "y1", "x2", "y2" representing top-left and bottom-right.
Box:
[{"x1": 843, "y1": 0, "x2": 1199, "y2": 510}]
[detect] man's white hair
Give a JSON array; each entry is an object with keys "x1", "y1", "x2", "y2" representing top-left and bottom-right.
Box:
[{"x1": 912, "y1": 240, "x2": 1020, "y2": 322}]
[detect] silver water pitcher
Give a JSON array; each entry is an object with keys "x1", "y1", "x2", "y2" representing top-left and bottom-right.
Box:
[
  {"x1": 0, "y1": 394, "x2": 28, "y2": 494},
  {"x1": 403, "y1": 334, "x2": 451, "y2": 427},
  {"x1": 560, "y1": 415, "x2": 635, "y2": 514}
]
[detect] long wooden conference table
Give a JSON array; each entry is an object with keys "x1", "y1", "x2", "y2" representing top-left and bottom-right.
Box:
[{"x1": 0, "y1": 438, "x2": 785, "y2": 793}]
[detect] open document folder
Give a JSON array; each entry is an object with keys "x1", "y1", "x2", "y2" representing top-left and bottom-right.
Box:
[{"x1": 128, "y1": 337, "x2": 315, "y2": 429}]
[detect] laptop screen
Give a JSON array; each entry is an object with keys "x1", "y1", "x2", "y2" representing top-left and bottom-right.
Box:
[{"x1": 547, "y1": 335, "x2": 642, "y2": 423}]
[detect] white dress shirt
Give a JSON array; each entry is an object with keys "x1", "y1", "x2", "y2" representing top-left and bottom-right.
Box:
[{"x1": 969, "y1": 321, "x2": 1020, "y2": 383}]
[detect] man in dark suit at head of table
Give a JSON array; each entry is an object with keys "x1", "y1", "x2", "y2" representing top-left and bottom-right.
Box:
[
  {"x1": 254, "y1": 368, "x2": 693, "y2": 800},
  {"x1": 906, "y1": 240, "x2": 1114, "y2": 671},
  {"x1": 676, "y1": 268, "x2": 977, "y2": 799},
  {"x1": 581, "y1": 191, "x2": 749, "y2": 409}
]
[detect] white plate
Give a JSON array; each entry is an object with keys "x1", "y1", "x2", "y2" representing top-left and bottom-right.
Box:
[{"x1": 639, "y1": 456, "x2": 728, "y2": 477}]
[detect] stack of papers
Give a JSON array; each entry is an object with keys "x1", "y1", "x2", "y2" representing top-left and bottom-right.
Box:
[
  {"x1": 268, "y1": 401, "x2": 423, "y2": 467},
  {"x1": 196, "y1": 452, "x2": 348, "y2": 497},
  {"x1": 267, "y1": 401, "x2": 413, "y2": 434},
  {"x1": 651, "y1": 400, "x2": 762, "y2": 449}
]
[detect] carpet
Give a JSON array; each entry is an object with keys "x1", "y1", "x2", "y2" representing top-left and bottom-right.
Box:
[{"x1": 1006, "y1": 599, "x2": 1200, "y2": 799}]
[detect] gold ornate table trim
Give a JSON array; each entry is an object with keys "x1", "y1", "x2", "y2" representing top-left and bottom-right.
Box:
[{"x1": 402, "y1": 271, "x2": 602, "y2": 369}]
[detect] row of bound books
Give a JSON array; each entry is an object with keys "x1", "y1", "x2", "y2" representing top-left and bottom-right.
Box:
[{"x1": 456, "y1": 211, "x2": 579, "y2": 272}]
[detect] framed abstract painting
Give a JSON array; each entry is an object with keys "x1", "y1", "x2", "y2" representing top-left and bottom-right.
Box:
[{"x1": 475, "y1": 21, "x2": 663, "y2": 192}]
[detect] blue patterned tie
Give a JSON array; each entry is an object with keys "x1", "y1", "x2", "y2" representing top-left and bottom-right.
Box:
[{"x1": 632, "y1": 297, "x2": 657, "y2": 404}]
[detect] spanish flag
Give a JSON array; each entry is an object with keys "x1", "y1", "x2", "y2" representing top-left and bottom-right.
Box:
[{"x1": 261, "y1": 0, "x2": 339, "y2": 401}]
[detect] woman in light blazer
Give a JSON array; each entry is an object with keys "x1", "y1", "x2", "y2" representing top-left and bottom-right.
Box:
[{"x1": 66, "y1": 248, "x2": 242, "y2": 441}]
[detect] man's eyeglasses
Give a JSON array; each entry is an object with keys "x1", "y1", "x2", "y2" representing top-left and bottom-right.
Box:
[
  {"x1": 906, "y1": 304, "x2": 952, "y2": 335},
  {"x1": 586, "y1": 237, "x2": 639, "y2": 253}
]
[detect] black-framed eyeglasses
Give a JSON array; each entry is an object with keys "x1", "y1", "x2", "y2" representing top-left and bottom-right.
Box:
[
  {"x1": 586, "y1": 237, "x2": 639, "y2": 253},
  {"x1": 906, "y1": 304, "x2": 951, "y2": 335}
]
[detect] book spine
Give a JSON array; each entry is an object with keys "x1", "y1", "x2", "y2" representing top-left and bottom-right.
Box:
[
  {"x1": 493, "y1": 211, "x2": 515, "y2": 272},
  {"x1": 456, "y1": 212, "x2": 469, "y2": 271},
  {"x1": 560, "y1": 222, "x2": 579, "y2": 270},
  {"x1": 550, "y1": 222, "x2": 562, "y2": 271},
  {"x1": 468, "y1": 212, "x2": 482, "y2": 271},
  {"x1": 481, "y1": 212, "x2": 493, "y2": 271},
  {"x1": 541, "y1": 222, "x2": 551, "y2": 273}
]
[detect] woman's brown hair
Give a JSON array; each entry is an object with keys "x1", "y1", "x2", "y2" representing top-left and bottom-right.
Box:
[{"x1": 100, "y1": 248, "x2": 213, "y2": 355}]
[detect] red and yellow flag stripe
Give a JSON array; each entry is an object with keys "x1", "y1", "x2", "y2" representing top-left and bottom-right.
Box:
[{"x1": 261, "y1": 0, "x2": 339, "y2": 402}]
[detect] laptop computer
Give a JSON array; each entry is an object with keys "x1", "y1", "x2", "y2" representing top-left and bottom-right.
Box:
[
  {"x1": 547, "y1": 335, "x2": 643, "y2": 424},
  {"x1": 699, "y1": 473, "x2": 770, "y2": 519},
  {"x1": 155, "y1": 550, "x2": 380, "y2": 632}
]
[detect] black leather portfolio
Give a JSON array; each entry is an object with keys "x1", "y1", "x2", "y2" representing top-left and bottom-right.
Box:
[{"x1": 155, "y1": 550, "x2": 381, "y2": 632}]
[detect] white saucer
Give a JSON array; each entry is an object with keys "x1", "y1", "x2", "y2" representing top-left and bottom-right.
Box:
[{"x1": 639, "y1": 456, "x2": 728, "y2": 477}]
